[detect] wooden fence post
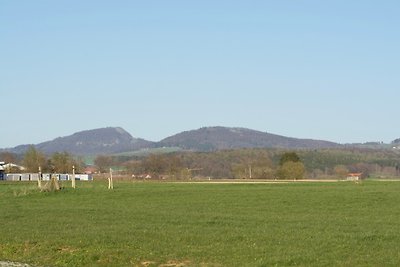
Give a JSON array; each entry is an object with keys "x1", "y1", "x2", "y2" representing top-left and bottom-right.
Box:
[
  {"x1": 38, "y1": 166, "x2": 42, "y2": 189},
  {"x1": 108, "y1": 168, "x2": 114, "y2": 190},
  {"x1": 72, "y1": 165, "x2": 76, "y2": 189}
]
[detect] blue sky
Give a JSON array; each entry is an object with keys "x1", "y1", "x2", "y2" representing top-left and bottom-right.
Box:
[{"x1": 1, "y1": 1, "x2": 399, "y2": 148}]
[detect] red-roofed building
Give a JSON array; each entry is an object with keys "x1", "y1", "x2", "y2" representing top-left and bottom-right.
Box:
[{"x1": 84, "y1": 166, "x2": 98, "y2": 174}]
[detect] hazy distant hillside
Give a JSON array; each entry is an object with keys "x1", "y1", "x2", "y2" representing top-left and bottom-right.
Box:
[
  {"x1": 5, "y1": 127, "x2": 155, "y2": 155},
  {"x1": 159, "y1": 127, "x2": 341, "y2": 151},
  {"x1": 392, "y1": 138, "x2": 400, "y2": 144},
  {"x1": 2, "y1": 126, "x2": 343, "y2": 156}
]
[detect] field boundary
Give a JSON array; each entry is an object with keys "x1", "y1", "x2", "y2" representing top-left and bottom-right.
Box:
[
  {"x1": 0, "y1": 261, "x2": 32, "y2": 267},
  {"x1": 169, "y1": 178, "x2": 400, "y2": 184},
  {"x1": 170, "y1": 179, "x2": 341, "y2": 184}
]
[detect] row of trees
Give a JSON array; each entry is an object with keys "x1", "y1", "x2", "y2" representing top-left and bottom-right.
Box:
[
  {"x1": 106, "y1": 148, "x2": 400, "y2": 179},
  {"x1": 104, "y1": 150, "x2": 306, "y2": 180},
  {"x1": 4, "y1": 146, "x2": 84, "y2": 174},
  {"x1": 2, "y1": 146, "x2": 400, "y2": 179}
]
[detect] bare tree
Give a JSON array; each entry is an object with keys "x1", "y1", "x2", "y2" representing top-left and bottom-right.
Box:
[
  {"x1": 334, "y1": 165, "x2": 349, "y2": 178},
  {"x1": 51, "y1": 151, "x2": 73, "y2": 173},
  {"x1": 94, "y1": 155, "x2": 113, "y2": 173},
  {"x1": 23, "y1": 146, "x2": 46, "y2": 173},
  {"x1": 0, "y1": 152, "x2": 17, "y2": 164}
]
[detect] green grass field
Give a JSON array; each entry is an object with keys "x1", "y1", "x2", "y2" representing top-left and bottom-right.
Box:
[{"x1": 1, "y1": 180, "x2": 400, "y2": 266}]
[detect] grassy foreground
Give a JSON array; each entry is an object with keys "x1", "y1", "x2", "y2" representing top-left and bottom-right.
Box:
[{"x1": 1, "y1": 180, "x2": 400, "y2": 266}]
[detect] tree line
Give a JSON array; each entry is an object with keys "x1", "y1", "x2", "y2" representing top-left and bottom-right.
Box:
[
  {"x1": 2, "y1": 146, "x2": 400, "y2": 180},
  {"x1": 104, "y1": 148, "x2": 400, "y2": 179},
  {"x1": 109, "y1": 149, "x2": 293, "y2": 179}
]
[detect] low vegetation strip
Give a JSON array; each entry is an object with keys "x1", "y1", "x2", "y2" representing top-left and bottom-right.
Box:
[
  {"x1": 1, "y1": 181, "x2": 400, "y2": 266},
  {"x1": 0, "y1": 261, "x2": 32, "y2": 267}
]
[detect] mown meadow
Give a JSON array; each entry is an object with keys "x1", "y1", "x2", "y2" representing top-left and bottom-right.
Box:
[{"x1": 1, "y1": 180, "x2": 400, "y2": 266}]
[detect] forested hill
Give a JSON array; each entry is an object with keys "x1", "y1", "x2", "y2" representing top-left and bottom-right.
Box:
[
  {"x1": 158, "y1": 127, "x2": 341, "y2": 151},
  {"x1": 6, "y1": 127, "x2": 155, "y2": 155}
]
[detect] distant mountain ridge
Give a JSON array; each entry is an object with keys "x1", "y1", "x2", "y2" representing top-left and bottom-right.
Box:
[
  {"x1": 159, "y1": 126, "x2": 340, "y2": 151},
  {"x1": 1, "y1": 126, "x2": 341, "y2": 155}
]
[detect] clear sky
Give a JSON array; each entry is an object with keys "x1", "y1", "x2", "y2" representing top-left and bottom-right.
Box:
[{"x1": 1, "y1": 1, "x2": 399, "y2": 148}]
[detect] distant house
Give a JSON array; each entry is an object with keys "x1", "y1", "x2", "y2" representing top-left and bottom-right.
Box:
[
  {"x1": 0, "y1": 162, "x2": 5, "y2": 180},
  {"x1": 84, "y1": 166, "x2": 98, "y2": 174},
  {"x1": 132, "y1": 174, "x2": 152, "y2": 179},
  {"x1": 347, "y1": 172, "x2": 363, "y2": 181},
  {"x1": 3, "y1": 163, "x2": 25, "y2": 171}
]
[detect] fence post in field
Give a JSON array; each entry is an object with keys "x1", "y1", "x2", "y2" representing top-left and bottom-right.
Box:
[
  {"x1": 72, "y1": 165, "x2": 76, "y2": 189},
  {"x1": 108, "y1": 168, "x2": 114, "y2": 190},
  {"x1": 38, "y1": 166, "x2": 42, "y2": 189},
  {"x1": 249, "y1": 165, "x2": 252, "y2": 179}
]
